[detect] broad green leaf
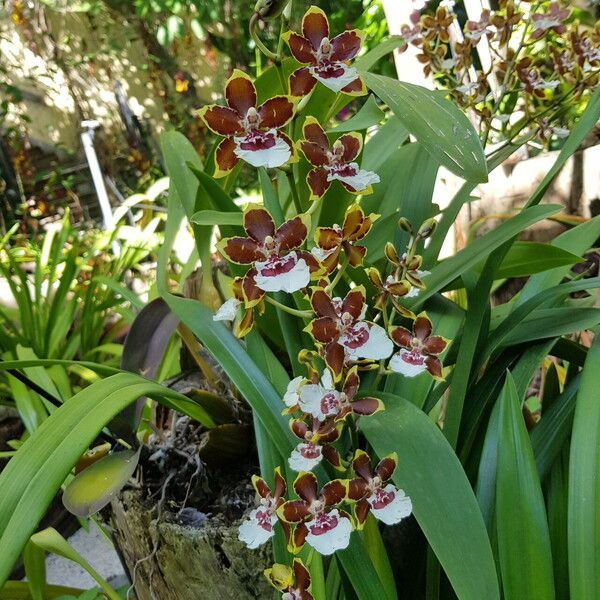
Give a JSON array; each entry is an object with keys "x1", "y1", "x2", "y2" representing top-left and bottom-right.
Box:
[
  {"x1": 362, "y1": 143, "x2": 438, "y2": 263},
  {"x1": 498, "y1": 308, "x2": 600, "y2": 346},
  {"x1": 62, "y1": 448, "x2": 141, "y2": 517},
  {"x1": 29, "y1": 528, "x2": 120, "y2": 600},
  {"x1": 413, "y1": 204, "x2": 562, "y2": 309},
  {"x1": 0, "y1": 372, "x2": 211, "y2": 584},
  {"x1": 360, "y1": 392, "x2": 499, "y2": 600},
  {"x1": 361, "y1": 118, "x2": 409, "y2": 172},
  {"x1": 355, "y1": 36, "x2": 406, "y2": 72},
  {"x1": 0, "y1": 582, "x2": 85, "y2": 599},
  {"x1": 517, "y1": 215, "x2": 600, "y2": 306},
  {"x1": 327, "y1": 95, "x2": 384, "y2": 133},
  {"x1": 190, "y1": 210, "x2": 243, "y2": 226},
  {"x1": 363, "y1": 73, "x2": 487, "y2": 182},
  {"x1": 568, "y1": 334, "x2": 600, "y2": 599},
  {"x1": 23, "y1": 541, "x2": 45, "y2": 600},
  {"x1": 496, "y1": 373, "x2": 554, "y2": 600}
]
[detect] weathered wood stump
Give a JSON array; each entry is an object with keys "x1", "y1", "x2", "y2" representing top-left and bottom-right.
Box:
[{"x1": 111, "y1": 490, "x2": 272, "y2": 600}]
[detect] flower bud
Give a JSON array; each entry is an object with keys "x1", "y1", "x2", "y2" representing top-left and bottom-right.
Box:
[
  {"x1": 398, "y1": 217, "x2": 413, "y2": 234},
  {"x1": 417, "y1": 218, "x2": 437, "y2": 239},
  {"x1": 253, "y1": 0, "x2": 291, "y2": 20}
]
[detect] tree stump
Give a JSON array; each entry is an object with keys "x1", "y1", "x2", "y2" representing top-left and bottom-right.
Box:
[{"x1": 110, "y1": 490, "x2": 271, "y2": 600}]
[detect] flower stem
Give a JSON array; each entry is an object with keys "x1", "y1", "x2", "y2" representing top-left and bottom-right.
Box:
[
  {"x1": 305, "y1": 197, "x2": 322, "y2": 216},
  {"x1": 323, "y1": 93, "x2": 341, "y2": 125},
  {"x1": 265, "y1": 294, "x2": 313, "y2": 318},
  {"x1": 284, "y1": 168, "x2": 302, "y2": 214},
  {"x1": 249, "y1": 13, "x2": 278, "y2": 62},
  {"x1": 326, "y1": 257, "x2": 349, "y2": 293}
]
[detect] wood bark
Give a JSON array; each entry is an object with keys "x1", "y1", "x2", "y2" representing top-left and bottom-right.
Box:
[{"x1": 110, "y1": 490, "x2": 272, "y2": 600}]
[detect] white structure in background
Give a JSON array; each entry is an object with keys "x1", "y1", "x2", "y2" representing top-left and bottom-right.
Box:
[{"x1": 80, "y1": 120, "x2": 115, "y2": 232}]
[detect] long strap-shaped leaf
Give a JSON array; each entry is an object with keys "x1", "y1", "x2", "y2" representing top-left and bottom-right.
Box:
[
  {"x1": 360, "y1": 392, "x2": 500, "y2": 600},
  {"x1": 568, "y1": 333, "x2": 600, "y2": 599},
  {"x1": 0, "y1": 372, "x2": 207, "y2": 585},
  {"x1": 496, "y1": 373, "x2": 555, "y2": 600}
]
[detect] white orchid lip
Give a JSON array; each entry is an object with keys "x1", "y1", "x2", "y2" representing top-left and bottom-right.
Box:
[
  {"x1": 238, "y1": 506, "x2": 277, "y2": 549},
  {"x1": 254, "y1": 252, "x2": 310, "y2": 293},
  {"x1": 305, "y1": 509, "x2": 353, "y2": 555},
  {"x1": 309, "y1": 63, "x2": 359, "y2": 93},
  {"x1": 326, "y1": 162, "x2": 380, "y2": 192},
  {"x1": 389, "y1": 348, "x2": 428, "y2": 377},
  {"x1": 234, "y1": 128, "x2": 291, "y2": 168},
  {"x1": 299, "y1": 383, "x2": 341, "y2": 420},
  {"x1": 288, "y1": 442, "x2": 323, "y2": 472},
  {"x1": 368, "y1": 484, "x2": 413, "y2": 525},
  {"x1": 341, "y1": 322, "x2": 393, "y2": 361},
  {"x1": 283, "y1": 375, "x2": 306, "y2": 408},
  {"x1": 311, "y1": 245, "x2": 337, "y2": 262},
  {"x1": 213, "y1": 297, "x2": 241, "y2": 321}
]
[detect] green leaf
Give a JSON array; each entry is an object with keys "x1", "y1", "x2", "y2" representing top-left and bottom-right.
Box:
[
  {"x1": 355, "y1": 36, "x2": 406, "y2": 72},
  {"x1": 517, "y1": 215, "x2": 600, "y2": 306},
  {"x1": 0, "y1": 582, "x2": 85, "y2": 599},
  {"x1": 568, "y1": 333, "x2": 600, "y2": 599},
  {"x1": 29, "y1": 528, "x2": 120, "y2": 600},
  {"x1": 62, "y1": 449, "x2": 141, "y2": 517},
  {"x1": 495, "y1": 241, "x2": 582, "y2": 278},
  {"x1": 413, "y1": 204, "x2": 562, "y2": 309},
  {"x1": 0, "y1": 372, "x2": 212, "y2": 585},
  {"x1": 327, "y1": 95, "x2": 384, "y2": 133},
  {"x1": 362, "y1": 143, "x2": 438, "y2": 263},
  {"x1": 496, "y1": 373, "x2": 555, "y2": 600},
  {"x1": 363, "y1": 73, "x2": 487, "y2": 182},
  {"x1": 360, "y1": 393, "x2": 500, "y2": 600},
  {"x1": 190, "y1": 210, "x2": 243, "y2": 226},
  {"x1": 498, "y1": 308, "x2": 600, "y2": 346},
  {"x1": 23, "y1": 541, "x2": 45, "y2": 600}
]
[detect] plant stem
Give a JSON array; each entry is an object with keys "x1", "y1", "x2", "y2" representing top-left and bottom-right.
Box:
[
  {"x1": 323, "y1": 93, "x2": 341, "y2": 125},
  {"x1": 305, "y1": 197, "x2": 322, "y2": 216},
  {"x1": 326, "y1": 257, "x2": 349, "y2": 293},
  {"x1": 284, "y1": 168, "x2": 302, "y2": 213},
  {"x1": 265, "y1": 294, "x2": 313, "y2": 318},
  {"x1": 249, "y1": 13, "x2": 278, "y2": 62}
]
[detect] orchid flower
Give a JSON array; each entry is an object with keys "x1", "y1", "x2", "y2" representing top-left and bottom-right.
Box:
[
  {"x1": 218, "y1": 205, "x2": 320, "y2": 300},
  {"x1": 347, "y1": 450, "x2": 412, "y2": 527},
  {"x1": 198, "y1": 70, "x2": 296, "y2": 177},
  {"x1": 238, "y1": 467, "x2": 287, "y2": 549},
  {"x1": 278, "y1": 472, "x2": 352, "y2": 555},
  {"x1": 366, "y1": 267, "x2": 411, "y2": 312},
  {"x1": 298, "y1": 118, "x2": 379, "y2": 200},
  {"x1": 464, "y1": 10, "x2": 494, "y2": 42},
  {"x1": 312, "y1": 204, "x2": 377, "y2": 274},
  {"x1": 530, "y1": 2, "x2": 569, "y2": 40},
  {"x1": 288, "y1": 415, "x2": 343, "y2": 472},
  {"x1": 283, "y1": 6, "x2": 366, "y2": 97},
  {"x1": 306, "y1": 287, "x2": 393, "y2": 380},
  {"x1": 299, "y1": 366, "x2": 383, "y2": 422},
  {"x1": 264, "y1": 559, "x2": 314, "y2": 600},
  {"x1": 213, "y1": 276, "x2": 262, "y2": 338},
  {"x1": 389, "y1": 314, "x2": 448, "y2": 379}
]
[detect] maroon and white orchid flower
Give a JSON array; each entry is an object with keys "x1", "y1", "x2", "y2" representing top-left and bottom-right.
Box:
[
  {"x1": 289, "y1": 415, "x2": 343, "y2": 472},
  {"x1": 298, "y1": 118, "x2": 379, "y2": 200},
  {"x1": 264, "y1": 559, "x2": 314, "y2": 600},
  {"x1": 307, "y1": 287, "x2": 393, "y2": 380},
  {"x1": 312, "y1": 204, "x2": 377, "y2": 274},
  {"x1": 283, "y1": 6, "x2": 366, "y2": 98},
  {"x1": 278, "y1": 472, "x2": 352, "y2": 555},
  {"x1": 530, "y1": 2, "x2": 569, "y2": 40},
  {"x1": 198, "y1": 69, "x2": 296, "y2": 177},
  {"x1": 218, "y1": 205, "x2": 320, "y2": 301},
  {"x1": 213, "y1": 276, "x2": 262, "y2": 338},
  {"x1": 347, "y1": 450, "x2": 412, "y2": 527},
  {"x1": 238, "y1": 467, "x2": 287, "y2": 549},
  {"x1": 389, "y1": 314, "x2": 448, "y2": 379},
  {"x1": 299, "y1": 366, "x2": 383, "y2": 422}
]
